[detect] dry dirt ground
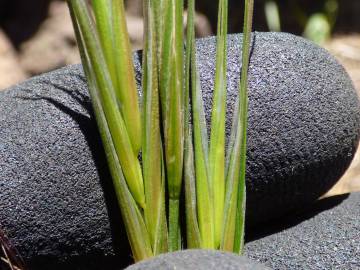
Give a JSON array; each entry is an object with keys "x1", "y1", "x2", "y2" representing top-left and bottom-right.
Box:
[
  {"x1": 323, "y1": 36, "x2": 360, "y2": 196},
  {"x1": 0, "y1": 1, "x2": 359, "y2": 196},
  {"x1": 0, "y1": 1, "x2": 211, "y2": 90}
]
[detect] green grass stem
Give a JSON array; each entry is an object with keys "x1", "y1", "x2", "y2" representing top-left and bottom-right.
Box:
[
  {"x1": 142, "y1": 0, "x2": 168, "y2": 255},
  {"x1": 68, "y1": 0, "x2": 145, "y2": 209},
  {"x1": 68, "y1": 0, "x2": 251, "y2": 260},
  {"x1": 184, "y1": 0, "x2": 201, "y2": 249},
  {"x1": 68, "y1": 1, "x2": 152, "y2": 260},
  {"x1": 160, "y1": 0, "x2": 185, "y2": 252},
  {"x1": 111, "y1": 0, "x2": 142, "y2": 154},
  {"x1": 209, "y1": 0, "x2": 228, "y2": 248},
  {"x1": 191, "y1": 30, "x2": 214, "y2": 250},
  {"x1": 234, "y1": 0, "x2": 254, "y2": 254}
]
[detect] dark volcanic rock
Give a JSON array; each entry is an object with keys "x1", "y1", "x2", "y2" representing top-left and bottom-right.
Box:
[
  {"x1": 126, "y1": 250, "x2": 270, "y2": 270},
  {"x1": 0, "y1": 32, "x2": 359, "y2": 268},
  {"x1": 245, "y1": 192, "x2": 360, "y2": 269}
]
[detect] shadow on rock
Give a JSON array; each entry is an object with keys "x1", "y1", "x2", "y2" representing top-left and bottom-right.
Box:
[
  {"x1": 18, "y1": 86, "x2": 133, "y2": 269},
  {"x1": 245, "y1": 193, "x2": 350, "y2": 243}
]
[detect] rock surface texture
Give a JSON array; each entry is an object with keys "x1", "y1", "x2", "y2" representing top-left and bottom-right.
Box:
[
  {"x1": 0, "y1": 33, "x2": 359, "y2": 268},
  {"x1": 246, "y1": 192, "x2": 360, "y2": 269},
  {"x1": 126, "y1": 250, "x2": 270, "y2": 270}
]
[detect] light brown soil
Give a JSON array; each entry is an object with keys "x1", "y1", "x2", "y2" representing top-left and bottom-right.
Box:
[
  {"x1": 0, "y1": 1, "x2": 212, "y2": 90},
  {"x1": 323, "y1": 35, "x2": 360, "y2": 197}
]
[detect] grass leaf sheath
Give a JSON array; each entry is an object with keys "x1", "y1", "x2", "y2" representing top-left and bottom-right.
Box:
[
  {"x1": 184, "y1": 0, "x2": 201, "y2": 249},
  {"x1": 68, "y1": 0, "x2": 145, "y2": 209},
  {"x1": 233, "y1": 0, "x2": 254, "y2": 254},
  {"x1": 142, "y1": 0, "x2": 168, "y2": 255},
  {"x1": 160, "y1": 0, "x2": 185, "y2": 252},
  {"x1": 209, "y1": 0, "x2": 228, "y2": 248},
  {"x1": 68, "y1": 0, "x2": 151, "y2": 260}
]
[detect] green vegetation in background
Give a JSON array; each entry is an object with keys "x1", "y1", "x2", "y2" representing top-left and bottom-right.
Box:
[
  {"x1": 67, "y1": 0, "x2": 253, "y2": 262},
  {"x1": 265, "y1": 0, "x2": 339, "y2": 44}
]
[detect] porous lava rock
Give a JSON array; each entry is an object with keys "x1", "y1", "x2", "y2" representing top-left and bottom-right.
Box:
[
  {"x1": 126, "y1": 250, "x2": 270, "y2": 270},
  {"x1": 0, "y1": 32, "x2": 359, "y2": 268}
]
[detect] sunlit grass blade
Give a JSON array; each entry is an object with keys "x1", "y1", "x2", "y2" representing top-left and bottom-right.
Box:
[
  {"x1": 111, "y1": 0, "x2": 142, "y2": 154},
  {"x1": 192, "y1": 54, "x2": 214, "y2": 249},
  {"x1": 93, "y1": 0, "x2": 142, "y2": 154},
  {"x1": 209, "y1": 0, "x2": 228, "y2": 248},
  {"x1": 159, "y1": 0, "x2": 184, "y2": 251},
  {"x1": 223, "y1": 0, "x2": 254, "y2": 254},
  {"x1": 183, "y1": 136, "x2": 202, "y2": 248},
  {"x1": 158, "y1": 1, "x2": 171, "y2": 114},
  {"x1": 188, "y1": 14, "x2": 214, "y2": 247},
  {"x1": 69, "y1": 0, "x2": 145, "y2": 209},
  {"x1": 222, "y1": 96, "x2": 240, "y2": 252},
  {"x1": 184, "y1": 0, "x2": 201, "y2": 249},
  {"x1": 225, "y1": 98, "x2": 239, "y2": 171},
  {"x1": 142, "y1": 0, "x2": 168, "y2": 255},
  {"x1": 233, "y1": 0, "x2": 254, "y2": 254},
  {"x1": 68, "y1": 2, "x2": 152, "y2": 260},
  {"x1": 152, "y1": 0, "x2": 164, "y2": 68},
  {"x1": 92, "y1": 0, "x2": 117, "y2": 86},
  {"x1": 221, "y1": 105, "x2": 241, "y2": 251},
  {"x1": 151, "y1": 152, "x2": 168, "y2": 254}
]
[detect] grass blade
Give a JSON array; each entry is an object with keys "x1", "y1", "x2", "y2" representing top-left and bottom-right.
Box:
[
  {"x1": 164, "y1": 1, "x2": 185, "y2": 202},
  {"x1": 209, "y1": 0, "x2": 228, "y2": 248},
  {"x1": 188, "y1": 8, "x2": 214, "y2": 247},
  {"x1": 183, "y1": 135, "x2": 201, "y2": 248},
  {"x1": 192, "y1": 54, "x2": 214, "y2": 249},
  {"x1": 221, "y1": 106, "x2": 241, "y2": 251},
  {"x1": 152, "y1": 0, "x2": 164, "y2": 68},
  {"x1": 111, "y1": 0, "x2": 142, "y2": 154},
  {"x1": 92, "y1": 0, "x2": 117, "y2": 84},
  {"x1": 160, "y1": 0, "x2": 185, "y2": 251},
  {"x1": 69, "y1": 0, "x2": 145, "y2": 209},
  {"x1": 93, "y1": 0, "x2": 142, "y2": 154},
  {"x1": 233, "y1": 0, "x2": 254, "y2": 254},
  {"x1": 68, "y1": 2, "x2": 152, "y2": 260},
  {"x1": 184, "y1": 0, "x2": 201, "y2": 249},
  {"x1": 142, "y1": 0, "x2": 168, "y2": 255}
]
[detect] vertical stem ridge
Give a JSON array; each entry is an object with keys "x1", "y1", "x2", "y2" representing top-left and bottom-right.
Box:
[
  {"x1": 142, "y1": 0, "x2": 168, "y2": 255},
  {"x1": 234, "y1": 0, "x2": 254, "y2": 254},
  {"x1": 209, "y1": 0, "x2": 228, "y2": 248},
  {"x1": 184, "y1": 0, "x2": 201, "y2": 249}
]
